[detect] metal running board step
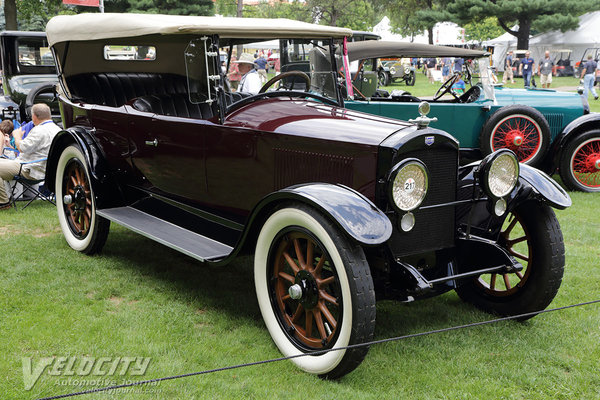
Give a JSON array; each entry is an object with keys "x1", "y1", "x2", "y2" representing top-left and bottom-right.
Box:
[{"x1": 97, "y1": 206, "x2": 233, "y2": 262}]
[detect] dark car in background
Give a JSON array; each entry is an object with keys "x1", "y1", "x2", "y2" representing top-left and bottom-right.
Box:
[
  {"x1": 0, "y1": 31, "x2": 59, "y2": 122},
  {"x1": 45, "y1": 13, "x2": 570, "y2": 378}
]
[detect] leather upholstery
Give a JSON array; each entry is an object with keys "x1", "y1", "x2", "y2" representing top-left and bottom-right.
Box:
[
  {"x1": 67, "y1": 73, "x2": 189, "y2": 108},
  {"x1": 66, "y1": 72, "x2": 254, "y2": 119},
  {"x1": 132, "y1": 94, "x2": 215, "y2": 119}
]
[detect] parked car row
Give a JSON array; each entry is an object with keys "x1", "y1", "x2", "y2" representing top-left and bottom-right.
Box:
[{"x1": 40, "y1": 13, "x2": 574, "y2": 379}]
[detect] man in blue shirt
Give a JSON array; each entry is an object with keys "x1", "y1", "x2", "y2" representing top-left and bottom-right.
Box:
[
  {"x1": 254, "y1": 53, "x2": 268, "y2": 84},
  {"x1": 580, "y1": 54, "x2": 598, "y2": 100},
  {"x1": 519, "y1": 51, "x2": 535, "y2": 88}
]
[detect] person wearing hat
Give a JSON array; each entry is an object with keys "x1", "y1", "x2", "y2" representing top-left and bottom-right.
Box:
[{"x1": 235, "y1": 53, "x2": 262, "y2": 94}]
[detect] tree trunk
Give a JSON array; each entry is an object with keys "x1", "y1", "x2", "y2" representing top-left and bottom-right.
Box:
[
  {"x1": 236, "y1": 0, "x2": 243, "y2": 58},
  {"x1": 4, "y1": 0, "x2": 17, "y2": 30},
  {"x1": 428, "y1": 26, "x2": 434, "y2": 45},
  {"x1": 516, "y1": 18, "x2": 531, "y2": 50}
]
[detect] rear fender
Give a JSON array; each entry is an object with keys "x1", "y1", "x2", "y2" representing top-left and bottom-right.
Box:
[
  {"x1": 544, "y1": 112, "x2": 600, "y2": 172},
  {"x1": 46, "y1": 127, "x2": 122, "y2": 208}
]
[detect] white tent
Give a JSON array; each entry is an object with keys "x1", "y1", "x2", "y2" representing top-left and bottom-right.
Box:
[
  {"x1": 483, "y1": 28, "x2": 519, "y2": 71},
  {"x1": 529, "y1": 11, "x2": 600, "y2": 67},
  {"x1": 373, "y1": 17, "x2": 466, "y2": 45}
]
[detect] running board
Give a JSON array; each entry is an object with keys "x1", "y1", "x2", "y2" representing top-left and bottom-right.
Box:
[{"x1": 97, "y1": 207, "x2": 233, "y2": 262}]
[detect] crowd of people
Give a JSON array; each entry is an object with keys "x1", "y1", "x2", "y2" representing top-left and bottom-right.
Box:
[{"x1": 0, "y1": 103, "x2": 60, "y2": 210}]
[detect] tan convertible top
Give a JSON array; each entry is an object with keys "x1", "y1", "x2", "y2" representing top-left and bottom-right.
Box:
[
  {"x1": 346, "y1": 41, "x2": 488, "y2": 62},
  {"x1": 46, "y1": 13, "x2": 352, "y2": 46}
]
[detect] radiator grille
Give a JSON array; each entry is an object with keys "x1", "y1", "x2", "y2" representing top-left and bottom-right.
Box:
[
  {"x1": 274, "y1": 148, "x2": 354, "y2": 190},
  {"x1": 543, "y1": 113, "x2": 564, "y2": 137},
  {"x1": 388, "y1": 145, "x2": 458, "y2": 256}
]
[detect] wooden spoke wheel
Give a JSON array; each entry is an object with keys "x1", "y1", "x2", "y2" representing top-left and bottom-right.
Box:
[
  {"x1": 474, "y1": 213, "x2": 531, "y2": 297},
  {"x1": 254, "y1": 205, "x2": 375, "y2": 378},
  {"x1": 270, "y1": 230, "x2": 342, "y2": 350},
  {"x1": 455, "y1": 201, "x2": 564, "y2": 320},
  {"x1": 63, "y1": 160, "x2": 93, "y2": 239},
  {"x1": 56, "y1": 145, "x2": 109, "y2": 254}
]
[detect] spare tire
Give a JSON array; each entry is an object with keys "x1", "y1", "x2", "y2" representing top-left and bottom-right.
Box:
[
  {"x1": 480, "y1": 105, "x2": 551, "y2": 167},
  {"x1": 24, "y1": 82, "x2": 58, "y2": 118}
]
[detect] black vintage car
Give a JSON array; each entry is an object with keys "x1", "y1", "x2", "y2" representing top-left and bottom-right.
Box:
[
  {"x1": 0, "y1": 31, "x2": 59, "y2": 122},
  {"x1": 45, "y1": 13, "x2": 571, "y2": 378}
]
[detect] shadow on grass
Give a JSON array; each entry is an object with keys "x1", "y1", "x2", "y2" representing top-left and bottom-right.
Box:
[{"x1": 96, "y1": 226, "x2": 503, "y2": 343}]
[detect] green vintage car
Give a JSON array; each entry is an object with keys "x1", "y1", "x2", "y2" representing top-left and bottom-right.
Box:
[{"x1": 341, "y1": 41, "x2": 600, "y2": 192}]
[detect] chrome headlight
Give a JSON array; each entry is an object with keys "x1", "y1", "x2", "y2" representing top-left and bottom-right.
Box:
[
  {"x1": 478, "y1": 150, "x2": 519, "y2": 198},
  {"x1": 389, "y1": 159, "x2": 428, "y2": 211}
]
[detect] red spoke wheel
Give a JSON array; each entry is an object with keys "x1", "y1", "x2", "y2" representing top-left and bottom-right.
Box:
[
  {"x1": 56, "y1": 145, "x2": 109, "y2": 254},
  {"x1": 455, "y1": 201, "x2": 564, "y2": 320},
  {"x1": 255, "y1": 205, "x2": 375, "y2": 378},
  {"x1": 480, "y1": 105, "x2": 550, "y2": 167},
  {"x1": 490, "y1": 115, "x2": 543, "y2": 162},
  {"x1": 560, "y1": 130, "x2": 600, "y2": 192}
]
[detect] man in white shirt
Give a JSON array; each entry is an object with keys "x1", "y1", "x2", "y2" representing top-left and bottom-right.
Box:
[
  {"x1": 0, "y1": 103, "x2": 60, "y2": 209},
  {"x1": 235, "y1": 53, "x2": 262, "y2": 94}
]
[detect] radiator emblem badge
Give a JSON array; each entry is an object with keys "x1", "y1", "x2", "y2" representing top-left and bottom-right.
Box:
[{"x1": 425, "y1": 136, "x2": 435, "y2": 146}]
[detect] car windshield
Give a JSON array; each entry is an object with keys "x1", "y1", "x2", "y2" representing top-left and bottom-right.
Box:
[
  {"x1": 17, "y1": 37, "x2": 55, "y2": 69},
  {"x1": 220, "y1": 38, "x2": 339, "y2": 101},
  {"x1": 473, "y1": 57, "x2": 496, "y2": 102}
]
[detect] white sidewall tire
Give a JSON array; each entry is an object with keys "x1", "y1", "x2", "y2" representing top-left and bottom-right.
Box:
[
  {"x1": 55, "y1": 145, "x2": 98, "y2": 252},
  {"x1": 254, "y1": 208, "x2": 352, "y2": 375}
]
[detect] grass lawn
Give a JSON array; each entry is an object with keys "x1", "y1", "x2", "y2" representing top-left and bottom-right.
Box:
[
  {"x1": 1, "y1": 189, "x2": 599, "y2": 400},
  {"x1": 1, "y1": 71, "x2": 599, "y2": 399}
]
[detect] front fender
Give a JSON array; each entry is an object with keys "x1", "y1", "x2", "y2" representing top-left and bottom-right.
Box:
[
  {"x1": 251, "y1": 183, "x2": 392, "y2": 246},
  {"x1": 517, "y1": 164, "x2": 571, "y2": 210}
]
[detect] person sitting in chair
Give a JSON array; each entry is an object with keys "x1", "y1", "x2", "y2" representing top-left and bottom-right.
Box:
[
  {"x1": 1, "y1": 120, "x2": 15, "y2": 158},
  {"x1": 0, "y1": 104, "x2": 60, "y2": 210}
]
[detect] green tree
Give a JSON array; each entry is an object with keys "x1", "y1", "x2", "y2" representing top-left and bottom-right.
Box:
[
  {"x1": 4, "y1": 0, "x2": 75, "y2": 31},
  {"x1": 374, "y1": 0, "x2": 451, "y2": 44},
  {"x1": 215, "y1": 0, "x2": 238, "y2": 17},
  {"x1": 307, "y1": 0, "x2": 377, "y2": 30},
  {"x1": 126, "y1": 0, "x2": 214, "y2": 15},
  {"x1": 463, "y1": 17, "x2": 504, "y2": 45},
  {"x1": 448, "y1": 0, "x2": 600, "y2": 50},
  {"x1": 244, "y1": 1, "x2": 311, "y2": 22}
]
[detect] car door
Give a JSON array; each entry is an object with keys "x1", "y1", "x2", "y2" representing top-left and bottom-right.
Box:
[{"x1": 127, "y1": 110, "x2": 209, "y2": 202}]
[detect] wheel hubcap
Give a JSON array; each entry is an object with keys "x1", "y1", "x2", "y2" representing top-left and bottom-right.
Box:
[{"x1": 511, "y1": 134, "x2": 523, "y2": 146}]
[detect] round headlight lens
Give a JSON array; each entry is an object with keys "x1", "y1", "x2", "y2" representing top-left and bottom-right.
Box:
[
  {"x1": 391, "y1": 161, "x2": 428, "y2": 211},
  {"x1": 487, "y1": 152, "x2": 519, "y2": 197}
]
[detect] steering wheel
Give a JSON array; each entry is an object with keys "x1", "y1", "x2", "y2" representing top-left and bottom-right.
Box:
[
  {"x1": 259, "y1": 71, "x2": 310, "y2": 93},
  {"x1": 433, "y1": 72, "x2": 460, "y2": 101}
]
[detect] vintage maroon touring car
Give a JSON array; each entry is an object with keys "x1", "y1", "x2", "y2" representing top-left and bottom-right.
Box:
[{"x1": 45, "y1": 13, "x2": 570, "y2": 378}]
